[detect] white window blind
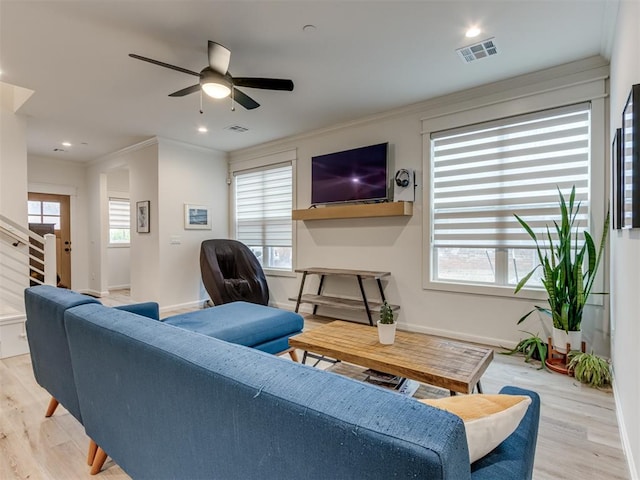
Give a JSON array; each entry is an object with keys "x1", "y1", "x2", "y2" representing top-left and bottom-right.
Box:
[
  {"x1": 235, "y1": 164, "x2": 292, "y2": 249},
  {"x1": 431, "y1": 103, "x2": 590, "y2": 251},
  {"x1": 109, "y1": 198, "x2": 130, "y2": 244}
]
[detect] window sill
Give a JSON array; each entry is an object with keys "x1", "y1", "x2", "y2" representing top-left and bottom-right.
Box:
[
  {"x1": 424, "y1": 278, "x2": 548, "y2": 302},
  {"x1": 264, "y1": 269, "x2": 296, "y2": 278},
  {"x1": 108, "y1": 244, "x2": 130, "y2": 249},
  {"x1": 423, "y1": 279, "x2": 604, "y2": 306}
]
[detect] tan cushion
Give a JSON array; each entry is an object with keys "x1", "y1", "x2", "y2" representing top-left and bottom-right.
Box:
[{"x1": 420, "y1": 394, "x2": 531, "y2": 462}]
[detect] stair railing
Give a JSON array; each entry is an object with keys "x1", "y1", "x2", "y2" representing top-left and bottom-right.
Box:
[{"x1": 1, "y1": 214, "x2": 57, "y2": 313}]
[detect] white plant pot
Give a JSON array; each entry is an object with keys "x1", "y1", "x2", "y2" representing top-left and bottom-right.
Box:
[
  {"x1": 552, "y1": 327, "x2": 582, "y2": 354},
  {"x1": 377, "y1": 321, "x2": 397, "y2": 345}
]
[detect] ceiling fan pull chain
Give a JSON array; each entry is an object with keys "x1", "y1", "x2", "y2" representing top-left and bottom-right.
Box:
[
  {"x1": 199, "y1": 90, "x2": 204, "y2": 114},
  {"x1": 231, "y1": 88, "x2": 236, "y2": 112}
]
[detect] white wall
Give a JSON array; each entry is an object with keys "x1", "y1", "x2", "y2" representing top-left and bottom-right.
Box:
[
  {"x1": 106, "y1": 168, "x2": 130, "y2": 289},
  {"x1": 157, "y1": 138, "x2": 228, "y2": 308},
  {"x1": 0, "y1": 82, "x2": 33, "y2": 357},
  {"x1": 609, "y1": 1, "x2": 640, "y2": 477},
  {"x1": 0, "y1": 90, "x2": 28, "y2": 223},
  {"x1": 27, "y1": 155, "x2": 90, "y2": 292},
  {"x1": 87, "y1": 137, "x2": 227, "y2": 307},
  {"x1": 230, "y1": 56, "x2": 610, "y2": 351},
  {"x1": 87, "y1": 140, "x2": 160, "y2": 300}
]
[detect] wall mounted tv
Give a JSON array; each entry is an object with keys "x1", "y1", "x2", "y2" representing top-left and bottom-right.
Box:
[{"x1": 311, "y1": 142, "x2": 389, "y2": 205}]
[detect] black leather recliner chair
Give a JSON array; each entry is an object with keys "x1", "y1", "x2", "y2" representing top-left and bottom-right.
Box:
[{"x1": 200, "y1": 239, "x2": 269, "y2": 306}]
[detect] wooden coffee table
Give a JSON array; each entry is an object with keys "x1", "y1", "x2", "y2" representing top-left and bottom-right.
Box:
[{"x1": 289, "y1": 320, "x2": 494, "y2": 395}]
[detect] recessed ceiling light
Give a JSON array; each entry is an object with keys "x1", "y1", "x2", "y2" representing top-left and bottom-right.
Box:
[
  {"x1": 465, "y1": 27, "x2": 481, "y2": 38},
  {"x1": 62, "y1": 142, "x2": 72, "y2": 147},
  {"x1": 198, "y1": 126, "x2": 208, "y2": 133}
]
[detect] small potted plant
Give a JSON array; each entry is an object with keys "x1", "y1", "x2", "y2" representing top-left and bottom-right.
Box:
[
  {"x1": 567, "y1": 351, "x2": 612, "y2": 388},
  {"x1": 500, "y1": 331, "x2": 548, "y2": 370},
  {"x1": 377, "y1": 301, "x2": 396, "y2": 345}
]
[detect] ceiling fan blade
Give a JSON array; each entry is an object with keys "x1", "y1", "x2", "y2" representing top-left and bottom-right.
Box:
[
  {"x1": 129, "y1": 53, "x2": 200, "y2": 77},
  {"x1": 208, "y1": 41, "x2": 231, "y2": 75},
  {"x1": 168, "y1": 84, "x2": 201, "y2": 97},
  {"x1": 233, "y1": 77, "x2": 294, "y2": 91},
  {"x1": 233, "y1": 88, "x2": 260, "y2": 110}
]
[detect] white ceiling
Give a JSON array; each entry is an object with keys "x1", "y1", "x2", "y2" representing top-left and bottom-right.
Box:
[{"x1": 0, "y1": 0, "x2": 617, "y2": 162}]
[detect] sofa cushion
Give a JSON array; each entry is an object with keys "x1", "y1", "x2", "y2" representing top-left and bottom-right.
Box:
[
  {"x1": 163, "y1": 301, "x2": 303, "y2": 349},
  {"x1": 420, "y1": 394, "x2": 531, "y2": 463}
]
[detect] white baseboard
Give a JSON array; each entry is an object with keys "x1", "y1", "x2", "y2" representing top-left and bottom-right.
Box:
[
  {"x1": 79, "y1": 289, "x2": 110, "y2": 298},
  {"x1": 612, "y1": 374, "x2": 639, "y2": 480},
  {"x1": 160, "y1": 299, "x2": 207, "y2": 314},
  {"x1": 107, "y1": 284, "x2": 130, "y2": 291},
  {"x1": 400, "y1": 321, "x2": 517, "y2": 350}
]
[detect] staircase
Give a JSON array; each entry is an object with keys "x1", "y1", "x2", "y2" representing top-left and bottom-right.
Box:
[{"x1": 0, "y1": 214, "x2": 56, "y2": 358}]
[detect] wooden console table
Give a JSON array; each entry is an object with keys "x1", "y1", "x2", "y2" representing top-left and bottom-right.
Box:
[{"x1": 294, "y1": 267, "x2": 399, "y2": 326}]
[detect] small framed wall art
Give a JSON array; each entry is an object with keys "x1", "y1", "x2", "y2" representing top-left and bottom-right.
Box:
[
  {"x1": 612, "y1": 128, "x2": 623, "y2": 230},
  {"x1": 184, "y1": 204, "x2": 211, "y2": 230},
  {"x1": 622, "y1": 84, "x2": 640, "y2": 228},
  {"x1": 136, "y1": 200, "x2": 150, "y2": 233}
]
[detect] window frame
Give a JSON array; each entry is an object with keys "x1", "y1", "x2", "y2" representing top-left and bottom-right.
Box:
[
  {"x1": 422, "y1": 87, "x2": 607, "y2": 301},
  {"x1": 229, "y1": 149, "x2": 297, "y2": 277},
  {"x1": 108, "y1": 196, "x2": 131, "y2": 247}
]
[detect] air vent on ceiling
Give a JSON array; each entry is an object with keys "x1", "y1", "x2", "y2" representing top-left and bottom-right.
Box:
[
  {"x1": 456, "y1": 37, "x2": 498, "y2": 63},
  {"x1": 225, "y1": 125, "x2": 249, "y2": 133}
]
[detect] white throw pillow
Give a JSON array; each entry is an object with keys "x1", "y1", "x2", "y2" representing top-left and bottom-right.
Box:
[{"x1": 419, "y1": 394, "x2": 531, "y2": 463}]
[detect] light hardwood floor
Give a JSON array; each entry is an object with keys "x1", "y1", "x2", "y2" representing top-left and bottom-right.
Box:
[{"x1": 0, "y1": 291, "x2": 630, "y2": 479}]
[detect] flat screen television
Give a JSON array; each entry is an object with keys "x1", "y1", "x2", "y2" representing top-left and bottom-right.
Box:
[{"x1": 311, "y1": 142, "x2": 388, "y2": 205}]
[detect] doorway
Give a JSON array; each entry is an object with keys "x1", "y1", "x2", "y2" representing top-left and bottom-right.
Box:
[{"x1": 27, "y1": 193, "x2": 71, "y2": 288}]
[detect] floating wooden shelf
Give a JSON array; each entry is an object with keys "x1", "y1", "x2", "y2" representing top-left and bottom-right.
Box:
[
  {"x1": 292, "y1": 294, "x2": 400, "y2": 313},
  {"x1": 292, "y1": 201, "x2": 413, "y2": 221}
]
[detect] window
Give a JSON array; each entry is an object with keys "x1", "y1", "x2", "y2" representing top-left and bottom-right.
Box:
[
  {"x1": 234, "y1": 163, "x2": 293, "y2": 271},
  {"x1": 430, "y1": 103, "x2": 590, "y2": 289},
  {"x1": 28, "y1": 200, "x2": 61, "y2": 229},
  {"x1": 108, "y1": 198, "x2": 130, "y2": 245}
]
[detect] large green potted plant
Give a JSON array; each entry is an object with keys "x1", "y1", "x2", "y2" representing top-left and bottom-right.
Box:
[{"x1": 514, "y1": 186, "x2": 609, "y2": 353}]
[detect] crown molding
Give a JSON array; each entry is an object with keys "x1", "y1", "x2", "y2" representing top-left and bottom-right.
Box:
[
  {"x1": 230, "y1": 55, "x2": 609, "y2": 160},
  {"x1": 89, "y1": 137, "x2": 159, "y2": 166}
]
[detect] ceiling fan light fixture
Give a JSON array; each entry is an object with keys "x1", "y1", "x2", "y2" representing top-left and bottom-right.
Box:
[
  {"x1": 202, "y1": 81, "x2": 231, "y2": 99},
  {"x1": 200, "y1": 69, "x2": 231, "y2": 98}
]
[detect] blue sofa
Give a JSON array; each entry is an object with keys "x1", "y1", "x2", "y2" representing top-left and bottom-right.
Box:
[
  {"x1": 24, "y1": 285, "x2": 303, "y2": 467},
  {"x1": 24, "y1": 286, "x2": 160, "y2": 422},
  {"x1": 24, "y1": 286, "x2": 162, "y2": 465},
  {"x1": 60, "y1": 301, "x2": 539, "y2": 479}
]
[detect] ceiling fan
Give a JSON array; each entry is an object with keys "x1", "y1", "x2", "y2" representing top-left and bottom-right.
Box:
[{"x1": 129, "y1": 41, "x2": 294, "y2": 110}]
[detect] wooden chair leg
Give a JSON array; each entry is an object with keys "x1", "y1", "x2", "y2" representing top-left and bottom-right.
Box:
[
  {"x1": 45, "y1": 397, "x2": 59, "y2": 417},
  {"x1": 90, "y1": 447, "x2": 108, "y2": 475},
  {"x1": 87, "y1": 439, "x2": 98, "y2": 466},
  {"x1": 289, "y1": 349, "x2": 299, "y2": 363}
]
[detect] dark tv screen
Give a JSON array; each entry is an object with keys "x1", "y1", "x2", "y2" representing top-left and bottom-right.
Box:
[{"x1": 311, "y1": 142, "x2": 388, "y2": 205}]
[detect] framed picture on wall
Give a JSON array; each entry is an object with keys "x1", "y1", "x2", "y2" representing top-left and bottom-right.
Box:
[
  {"x1": 612, "y1": 128, "x2": 623, "y2": 230},
  {"x1": 136, "y1": 200, "x2": 150, "y2": 233},
  {"x1": 622, "y1": 84, "x2": 640, "y2": 228},
  {"x1": 184, "y1": 204, "x2": 211, "y2": 230}
]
